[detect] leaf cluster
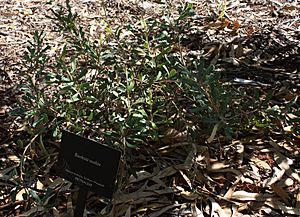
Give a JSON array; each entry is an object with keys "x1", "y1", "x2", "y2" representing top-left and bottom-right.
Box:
[{"x1": 18, "y1": 1, "x2": 299, "y2": 152}]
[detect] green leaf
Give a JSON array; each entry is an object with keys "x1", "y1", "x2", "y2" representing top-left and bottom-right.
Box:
[
  {"x1": 76, "y1": 68, "x2": 88, "y2": 80},
  {"x1": 178, "y1": 2, "x2": 194, "y2": 21},
  {"x1": 155, "y1": 71, "x2": 162, "y2": 81},
  {"x1": 127, "y1": 80, "x2": 135, "y2": 92},
  {"x1": 53, "y1": 126, "x2": 59, "y2": 137},
  {"x1": 262, "y1": 89, "x2": 274, "y2": 107},
  {"x1": 33, "y1": 114, "x2": 47, "y2": 128},
  {"x1": 42, "y1": 187, "x2": 54, "y2": 205},
  {"x1": 126, "y1": 141, "x2": 137, "y2": 149},
  {"x1": 168, "y1": 69, "x2": 177, "y2": 79},
  {"x1": 87, "y1": 111, "x2": 93, "y2": 121},
  {"x1": 138, "y1": 109, "x2": 148, "y2": 117},
  {"x1": 135, "y1": 47, "x2": 146, "y2": 57},
  {"x1": 66, "y1": 93, "x2": 80, "y2": 103},
  {"x1": 150, "y1": 121, "x2": 158, "y2": 130},
  {"x1": 85, "y1": 95, "x2": 97, "y2": 103},
  {"x1": 132, "y1": 98, "x2": 145, "y2": 106},
  {"x1": 140, "y1": 18, "x2": 147, "y2": 29},
  {"x1": 29, "y1": 189, "x2": 41, "y2": 204}
]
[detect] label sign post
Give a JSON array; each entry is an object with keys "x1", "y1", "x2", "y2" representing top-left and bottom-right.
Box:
[{"x1": 56, "y1": 130, "x2": 121, "y2": 217}]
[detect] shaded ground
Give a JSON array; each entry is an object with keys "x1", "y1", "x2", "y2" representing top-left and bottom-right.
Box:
[{"x1": 0, "y1": 0, "x2": 300, "y2": 216}]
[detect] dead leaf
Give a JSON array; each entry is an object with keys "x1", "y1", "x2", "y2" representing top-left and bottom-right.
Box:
[
  {"x1": 0, "y1": 106, "x2": 7, "y2": 115},
  {"x1": 224, "y1": 177, "x2": 241, "y2": 199},
  {"x1": 59, "y1": 181, "x2": 72, "y2": 192},
  {"x1": 23, "y1": 9, "x2": 32, "y2": 16},
  {"x1": 269, "y1": 140, "x2": 300, "y2": 182},
  {"x1": 277, "y1": 178, "x2": 294, "y2": 187},
  {"x1": 16, "y1": 188, "x2": 27, "y2": 201},
  {"x1": 125, "y1": 205, "x2": 131, "y2": 217},
  {"x1": 283, "y1": 5, "x2": 300, "y2": 11},
  {"x1": 249, "y1": 163, "x2": 261, "y2": 181},
  {"x1": 296, "y1": 192, "x2": 300, "y2": 209},
  {"x1": 287, "y1": 113, "x2": 298, "y2": 120},
  {"x1": 231, "y1": 191, "x2": 273, "y2": 201},
  {"x1": 273, "y1": 152, "x2": 292, "y2": 170},
  {"x1": 36, "y1": 180, "x2": 44, "y2": 190},
  {"x1": 48, "y1": 177, "x2": 65, "y2": 189},
  {"x1": 203, "y1": 45, "x2": 217, "y2": 57},
  {"x1": 235, "y1": 42, "x2": 243, "y2": 58},
  {"x1": 283, "y1": 126, "x2": 293, "y2": 132},
  {"x1": 191, "y1": 202, "x2": 205, "y2": 217},
  {"x1": 195, "y1": 145, "x2": 210, "y2": 167},
  {"x1": 273, "y1": 152, "x2": 300, "y2": 183},
  {"x1": 250, "y1": 156, "x2": 272, "y2": 171},
  {"x1": 8, "y1": 154, "x2": 20, "y2": 163},
  {"x1": 265, "y1": 200, "x2": 300, "y2": 215},
  {"x1": 207, "y1": 122, "x2": 220, "y2": 143},
  {"x1": 246, "y1": 25, "x2": 255, "y2": 37},
  {"x1": 149, "y1": 204, "x2": 181, "y2": 217},
  {"x1": 179, "y1": 170, "x2": 192, "y2": 190},
  {"x1": 232, "y1": 20, "x2": 240, "y2": 31},
  {"x1": 114, "y1": 190, "x2": 156, "y2": 204},
  {"x1": 262, "y1": 167, "x2": 285, "y2": 187},
  {"x1": 67, "y1": 194, "x2": 74, "y2": 217},
  {"x1": 236, "y1": 143, "x2": 244, "y2": 165},
  {"x1": 52, "y1": 207, "x2": 60, "y2": 217},
  {"x1": 229, "y1": 44, "x2": 235, "y2": 58},
  {"x1": 209, "y1": 196, "x2": 227, "y2": 216},
  {"x1": 176, "y1": 186, "x2": 199, "y2": 200},
  {"x1": 270, "y1": 183, "x2": 290, "y2": 205},
  {"x1": 0, "y1": 165, "x2": 18, "y2": 183},
  {"x1": 129, "y1": 170, "x2": 153, "y2": 183},
  {"x1": 223, "y1": 206, "x2": 233, "y2": 217},
  {"x1": 110, "y1": 203, "x2": 128, "y2": 217},
  {"x1": 161, "y1": 128, "x2": 187, "y2": 144},
  {"x1": 259, "y1": 206, "x2": 282, "y2": 216},
  {"x1": 151, "y1": 176, "x2": 167, "y2": 188},
  {"x1": 136, "y1": 203, "x2": 165, "y2": 212},
  {"x1": 152, "y1": 187, "x2": 176, "y2": 195},
  {"x1": 195, "y1": 169, "x2": 206, "y2": 183},
  {"x1": 184, "y1": 143, "x2": 197, "y2": 169},
  {"x1": 17, "y1": 206, "x2": 44, "y2": 217},
  {"x1": 231, "y1": 204, "x2": 243, "y2": 217},
  {"x1": 156, "y1": 166, "x2": 177, "y2": 179},
  {"x1": 232, "y1": 57, "x2": 239, "y2": 66},
  {"x1": 207, "y1": 161, "x2": 229, "y2": 171}
]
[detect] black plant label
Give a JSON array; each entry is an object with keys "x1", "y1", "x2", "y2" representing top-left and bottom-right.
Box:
[{"x1": 56, "y1": 130, "x2": 121, "y2": 199}]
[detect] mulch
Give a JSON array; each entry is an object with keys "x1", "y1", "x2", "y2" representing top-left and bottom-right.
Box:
[{"x1": 0, "y1": 0, "x2": 299, "y2": 216}]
